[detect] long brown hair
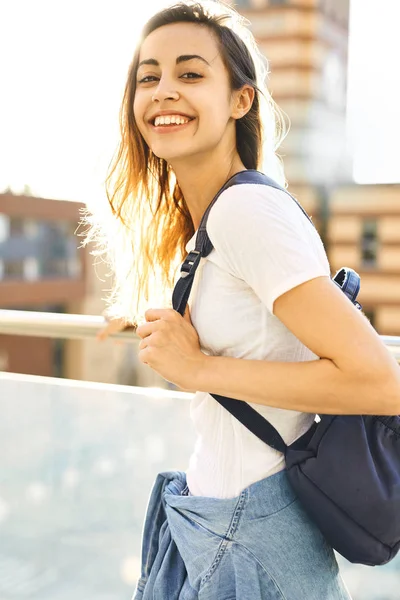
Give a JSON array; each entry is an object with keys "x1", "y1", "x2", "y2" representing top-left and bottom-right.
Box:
[{"x1": 81, "y1": 0, "x2": 288, "y2": 326}]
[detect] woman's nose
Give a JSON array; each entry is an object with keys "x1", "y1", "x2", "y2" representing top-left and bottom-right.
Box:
[{"x1": 151, "y1": 78, "x2": 179, "y2": 103}]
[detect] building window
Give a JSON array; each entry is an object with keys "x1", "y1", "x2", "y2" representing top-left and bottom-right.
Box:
[
  {"x1": 9, "y1": 217, "x2": 25, "y2": 236},
  {"x1": 39, "y1": 222, "x2": 80, "y2": 279},
  {"x1": 53, "y1": 338, "x2": 65, "y2": 378},
  {"x1": 0, "y1": 215, "x2": 10, "y2": 243},
  {"x1": 2, "y1": 258, "x2": 39, "y2": 281},
  {"x1": 24, "y1": 257, "x2": 40, "y2": 281},
  {"x1": 1, "y1": 218, "x2": 80, "y2": 281},
  {"x1": 24, "y1": 219, "x2": 39, "y2": 239},
  {"x1": 49, "y1": 304, "x2": 66, "y2": 378},
  {"x1": 4, "y1": 260, "x2": 24, "y2": 279},
  {"x1": 361, "y1": 219, "x2": 378, "y2": 268}
]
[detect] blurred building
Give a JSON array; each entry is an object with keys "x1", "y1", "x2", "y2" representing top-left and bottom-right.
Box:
[
  {"x1": 234, "y1": 0, "x2": 400, "y2": 336},
  {"x1": 0, "y1": 192, "x2": 87, "y2": 377},
  {"x1": 328, "y1": 184, "x2": 400, "y2": 334},
  {"x1": 0, "y1": 191, "x2": 168, "y2": 388},
  {"x1": 241, "y1": 0, "x2": 352, "y2": 185}
]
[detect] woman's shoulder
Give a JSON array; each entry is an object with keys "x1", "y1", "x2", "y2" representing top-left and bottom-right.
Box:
[{"x1": 208, "y1": 181, "x2": 311, "y2": 236}]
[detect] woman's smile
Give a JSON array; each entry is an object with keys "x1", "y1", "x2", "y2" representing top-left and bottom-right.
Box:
[{"x1": 149, "y1": 117, "x2": 196, "y2": 134}]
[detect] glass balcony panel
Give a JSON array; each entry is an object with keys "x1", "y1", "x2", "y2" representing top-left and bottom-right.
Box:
[
  {"x1": 1, "y1": 365, "x2": 400, "y2": 599},
  {"x1": 0, "y1": 372, "x2": 194, "y2": 599}
]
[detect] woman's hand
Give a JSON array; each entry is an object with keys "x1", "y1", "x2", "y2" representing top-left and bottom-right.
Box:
[
  {"x1": 96, "y1": 316, "x2": 136, "y2": 343},
  {"x1": 136, "y1": 306, "x2": 206, "y2": 391}
]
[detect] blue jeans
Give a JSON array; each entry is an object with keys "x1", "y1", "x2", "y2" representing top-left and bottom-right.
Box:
[{"x1": 133, "y1": 469, "x2": 352, "y2": 599}]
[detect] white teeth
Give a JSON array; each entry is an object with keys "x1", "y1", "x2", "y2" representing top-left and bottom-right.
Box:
[{"x1": 154, "y1": 115, "x2": 190, "y2": 127}]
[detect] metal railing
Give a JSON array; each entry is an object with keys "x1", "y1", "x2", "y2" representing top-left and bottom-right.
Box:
[
  {"x1": 0, "y1": 309, "x2": 400, "y2": 362},
  {"x1": 0, "y1": 309, "x2": 138, "y2": 342}
]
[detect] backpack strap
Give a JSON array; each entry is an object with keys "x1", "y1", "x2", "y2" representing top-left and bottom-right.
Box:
[
  {"x1": 195, "y1": 169, "x2": 315, "y2": 261},
  {"x1": 172, "y1": 170, "x2": 306, "y2": 312},
  {"x1": 171, "y1": 170, "x2": 361, "y2": 453}
]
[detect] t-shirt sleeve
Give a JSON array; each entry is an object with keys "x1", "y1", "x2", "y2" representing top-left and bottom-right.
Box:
[{"x1": 206, "y1": 184, "x2": 331, "y2": 314}]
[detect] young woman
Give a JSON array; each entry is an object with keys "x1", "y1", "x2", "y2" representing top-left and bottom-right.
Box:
[{"x1": 89, "y1": 1, "x2": 400, "y2": 598}]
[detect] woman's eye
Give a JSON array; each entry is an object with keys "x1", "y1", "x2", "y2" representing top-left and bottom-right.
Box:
[
  {"x1": 181, "y1": 72, "x2": 202, "y2": 79},
  {"x1": 137, "y1": 72, "x2": 202, "y2": 84},
  {"x1": 138, "y1": 75, "x2": 159, "y2": 84}
]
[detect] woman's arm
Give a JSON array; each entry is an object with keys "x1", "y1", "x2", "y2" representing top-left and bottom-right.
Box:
[{"x1": 195, "y1": 276, "x2": 400, "y2": 416}]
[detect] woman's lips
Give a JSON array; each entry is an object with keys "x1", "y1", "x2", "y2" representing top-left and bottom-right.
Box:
[{"x1": 149, "y1": 118, "x2": 195, "y2": 134}]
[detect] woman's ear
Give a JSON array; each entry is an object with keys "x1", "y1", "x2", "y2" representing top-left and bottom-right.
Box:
[{"x1": 232, "y1": 85, "x2": 255, "y2": 120}]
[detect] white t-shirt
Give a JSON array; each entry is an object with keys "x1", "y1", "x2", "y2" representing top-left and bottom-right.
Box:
[{"x1": 183, "y1": 183, "x2": 331, "y2": 499}]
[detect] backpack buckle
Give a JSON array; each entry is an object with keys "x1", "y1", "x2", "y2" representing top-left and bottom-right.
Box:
[{"x1": 180, "y1": 250, "x2": 201, "y2": 278}]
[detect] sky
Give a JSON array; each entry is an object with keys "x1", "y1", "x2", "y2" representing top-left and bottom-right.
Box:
[
  {"x1": 0, "y1": 0, "x2": 399, "y2": 204},
  {"x1": 346, "y1": 0, "x2": 400, "y2": 185}
]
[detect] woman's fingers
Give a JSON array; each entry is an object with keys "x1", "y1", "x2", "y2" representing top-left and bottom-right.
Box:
[{"x1": 96, "y1": 317, "x2": 136, "y2": 342}]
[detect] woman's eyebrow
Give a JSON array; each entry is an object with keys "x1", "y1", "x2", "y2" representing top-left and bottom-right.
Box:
[{"x1": 138, "y1": 54, "x2": 211, "y2": 69}]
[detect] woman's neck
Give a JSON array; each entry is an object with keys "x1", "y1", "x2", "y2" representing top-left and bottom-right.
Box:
[{"x1": 171, "y1": 154, "x2": 247, "y2": 230}]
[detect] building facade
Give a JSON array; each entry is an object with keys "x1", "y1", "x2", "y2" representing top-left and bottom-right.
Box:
[
  {"x1": 0, "y1": 191, "x2": 171, "y2": 388},
  {"x1": 328, "y1": 184, "x2": 400, "y2": 334},
  {"x1": 0, "y1": 192, "x2": 87, "y2": 377},
  {"x1": 232, "y1": 0, "x2": 400, "y2": 336}
]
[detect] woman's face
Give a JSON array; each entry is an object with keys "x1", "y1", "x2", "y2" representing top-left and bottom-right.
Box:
[{"x1": 133, "y1": 22, "x2": 239, "y2": 164}]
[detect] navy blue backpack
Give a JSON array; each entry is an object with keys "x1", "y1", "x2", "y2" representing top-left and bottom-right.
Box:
[{"x1": 172, "y1": 170, "x2": 400, "y2": 566}]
